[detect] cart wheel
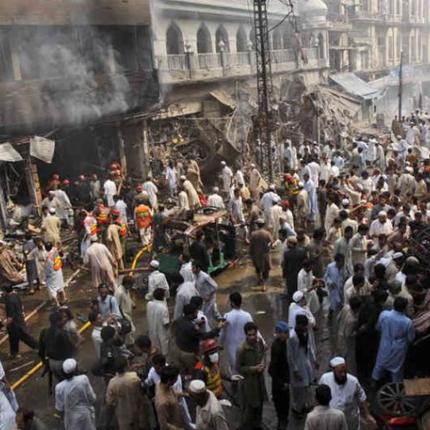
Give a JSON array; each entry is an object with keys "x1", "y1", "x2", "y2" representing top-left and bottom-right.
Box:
[{"x1": 377, "y1": 382, "x2": 416, "y2": 417}]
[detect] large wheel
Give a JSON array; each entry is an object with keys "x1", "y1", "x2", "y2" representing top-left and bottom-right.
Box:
[{"x1": 377, "y1": 382, "x2": 416, "y2": 417}]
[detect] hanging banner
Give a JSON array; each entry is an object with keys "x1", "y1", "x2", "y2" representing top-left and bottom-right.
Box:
[
  {"x1": 0, "y1": 143, "x2": 23, "y2": 162},
  {"x1": 30, "y1": 136, "x2": 55, "y2": 164}
]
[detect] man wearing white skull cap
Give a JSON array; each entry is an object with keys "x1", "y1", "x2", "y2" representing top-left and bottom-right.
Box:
[
  {"x1": 319, "y1": 357, "x2": 375, "y2": 430},
  {"x1": 189, "y1": 380, "x2": 229, "y2": 430},
  {"x1": 55, "y1": 359, "x2": 96, "y2": 430}
]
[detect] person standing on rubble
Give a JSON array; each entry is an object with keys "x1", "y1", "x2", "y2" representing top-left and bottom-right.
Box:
[
  {"x1": 53, "y1": 185, "x2": 72, "y2": 228},
  {"x1": 165, "y1": 160, "x2": 178, "y2": 197},
  {"x1": 103, "y1": 172, "x2": 117, "y2": 208},
  {"x1": 221, "y1": 161, "x2": 233, "y2": 195},
  {"x1": 180, "y1": 176, "x2": 201, "y2": 210},
  {"x1": 249, "y1": 163, "x2": 264, "y2": 200},
  {"x1": 143, "y1": 176, "x2": 159, "y2": 211}
]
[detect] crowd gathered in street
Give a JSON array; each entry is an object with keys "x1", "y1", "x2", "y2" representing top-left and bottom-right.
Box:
[{"x1": 1, "y1": 111, "x2": 430, "y2": 430}]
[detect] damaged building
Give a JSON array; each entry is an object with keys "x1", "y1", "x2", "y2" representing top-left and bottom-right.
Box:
[{"x1": 0, "y1": 0, "x2": 333, "y2": 227}]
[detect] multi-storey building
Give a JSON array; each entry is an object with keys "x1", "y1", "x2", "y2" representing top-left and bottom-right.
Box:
[
  {"x1": 0, "y1": 0, "x2": 330, "y2": 228},
  {"x1": 326, "y1": 0, "x2": 430, "y2": 76},
  {"x1": 325, "y1": 0, "x2": 430, "y2": 120}
]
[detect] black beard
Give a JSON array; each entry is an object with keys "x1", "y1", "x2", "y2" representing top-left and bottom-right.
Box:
[{"x1": 334, "y1": 374, "x2": 347, "y2": 385}]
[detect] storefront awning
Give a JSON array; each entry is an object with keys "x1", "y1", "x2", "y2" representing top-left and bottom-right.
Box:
[{"x1": 330, "y1": 72, "x2": 380, "y2": 100}]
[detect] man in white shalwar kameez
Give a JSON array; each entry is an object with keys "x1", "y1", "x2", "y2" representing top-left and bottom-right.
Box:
[
  {"x1": 219, "y1": 292, "x2": 253, "y2": 375},
  {"x1": 221, "y1": 161, "x2": 233, "y2": 194},
  {"x1": 249, "y1": 164, "x2": 264, "y2": 200},
  {"x1": 174, "y1": 276, "x2": 199, "y2": 320},
  {"x1": 207, "y1": 187, "x2": 225, "y2": 209},
  {"x1": 103, "y1": 177, "x2": 117, "y2": 208},
  {"x1": 297, "y1": 261, "x2": 320, "y2": 315},
  {"x1": 143, "y1": 177, "x2": 159, "y2": 210},
  {"x1": 146, "y1": 288, "x2": 170, "y2": 356},
  {"x1": 320, "y1": 357, "x2": 375, "y2": 430},
  {"x1": 260, "y1": 185, "x2": 280, "y2": 227},
  {"x1": 0, "y1": 390, "x2": 15, "y2": 430},
  {"x1": 55, "y1": 359, "x2": 96, "y2": 430},
  {"x1": 269, "y1": 199, "x2": 284, "y2": 242},
  {"x1": 54, "y1": 187, "x2": 72, "y2": 226},
  {"x1": 147, "y1": 260, "x2": 170, "y2": 299}
]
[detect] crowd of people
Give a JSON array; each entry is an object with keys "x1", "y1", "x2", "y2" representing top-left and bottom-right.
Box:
[{"x1": 1, "y1": 111, "x2": 430, "y2": 430}]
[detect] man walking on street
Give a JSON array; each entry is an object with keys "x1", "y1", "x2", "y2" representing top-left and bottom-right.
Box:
[
  {"x1": 236, "y1": 321, "x2": 267, "y2": 430},
  {"x1": 287, "y1": 314, "x2": 316, "y2": 417},
  {"x1": 372, "y1": 297, "x2": 415, "y2": 383},
  {"x1": 220, "y1": 292, "x2": 253, "y2": 375},
  {"x1": 2, "y1": 285, "x2": 38, "y2": 359},
  {"x1": 320, "y1": 357, "x2": 376, "y2": 430},
  {"x1": 249, "y1": 219, "x2": 273, "y2": 291}
]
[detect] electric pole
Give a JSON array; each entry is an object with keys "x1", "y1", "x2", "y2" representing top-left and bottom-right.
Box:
[
  {"x1": 398, "y1": 51, "x2": 403, "y2": 120},
  {"x1": 253, "y1": 0, "x2": 274, "y2": 183}
]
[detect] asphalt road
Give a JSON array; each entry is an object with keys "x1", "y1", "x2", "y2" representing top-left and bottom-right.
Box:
[{"x1": 0, "y1": 248, "x2": 370, "y2": 430}]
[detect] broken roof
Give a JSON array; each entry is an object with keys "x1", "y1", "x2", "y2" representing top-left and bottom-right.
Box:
[{"x1": 329, "y1": 73, "x2": 380, "y2": 100}]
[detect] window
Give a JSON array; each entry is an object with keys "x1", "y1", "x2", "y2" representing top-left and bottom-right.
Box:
[
  {"x1": 197, "y1": 24, "x2": 212, "y2": 53},
  {"x1": 215, "y1": 25, "x2": 230, "y2": 52},
  {"x1": 166, "y1": 23, "x2": 184, "y2": 55},
  {"x1": 236, "y1": 26, "x2": 248, "y2": 52}
]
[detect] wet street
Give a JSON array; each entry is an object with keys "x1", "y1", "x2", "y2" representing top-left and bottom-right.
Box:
[{"x1": 0, "y1": 247, "x2": 367, "y2": 430}]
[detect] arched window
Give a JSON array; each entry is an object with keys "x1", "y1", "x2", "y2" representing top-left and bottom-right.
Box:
[
  {"x1": 318, "y1": 33, "x2": 325, "y2": 58},
  {"x1": 216, "y1": 25, "x2": 230, "y2": 52},
  {"x1": 197, "y1": 24, "x2": 212, "y2": 53},
  {"x1": 166, "y1": 23, "x2": 184, "y2": 55},
  {"x1": 272, "y1": 28, "x2": 283, "y2": 49},
  {"x1": 236, "y1": 26, "x2": 248, "y2": 52}
]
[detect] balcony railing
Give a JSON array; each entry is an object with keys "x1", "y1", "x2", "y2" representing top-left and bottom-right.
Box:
[
  {"x1": 270, "y1": 49, "x2": 296, "y2": 64},
  {"x1": 226, "y1": 51, "x2": 250, "y2": 67},
  {"x1": 155, "y1": 48, "x2": 326, "y2": 84},
  {"x1": 198, "y1": 53, "x2": 222, "y2": 69}
]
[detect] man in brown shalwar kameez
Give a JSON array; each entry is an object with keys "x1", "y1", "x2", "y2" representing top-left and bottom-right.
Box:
[{"x1": 249, "y1": 219, "x2": 273, "y2": 291}]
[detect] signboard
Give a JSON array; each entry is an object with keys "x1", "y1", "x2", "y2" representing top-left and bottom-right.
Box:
[
  {"x1": 0, "y1": 143, "x2": 23, "y2": 162},
  {"x1": 30, "y1": 136, "x2": 55, "y2": 164}
]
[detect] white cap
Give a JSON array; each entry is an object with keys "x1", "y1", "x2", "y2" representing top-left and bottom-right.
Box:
[
  {"x1": 393, "y1": 252, "x2": 404, "y2": 260},
  {"x1": 269, "y1": 184, "x2": 276, "y2": 191},
  {"x1": 213, "y1": 186, "x2": 219, "y2": 193},
  {"x1": 378, "y1": 210, "x2": 387, "y2": 217},
  {"x1": 49, "y1": 207, "x2": 56, "y2": 214},
  {"x1": 297, "y1": 182, "x2": 304, "y2": 188},
  {"x1": 292, "y1": 291, "x2": 304, "y2": 303},
  {"x1": 150, "y1": 260, "x2": 160, "y2": 269},
  {"x1": 330, "y1": 356, "x2": 346, "y2": 368},
  {"x1": 341, "y1": 198, "x2": 350, "y2": 207},
  {"x1": 406, "y1": 166, "x2": 413, "y2": 173},
  {"x1": 63, "y1": 358, "x2": 77, "y2": 374},
  {"x1": 189, "y1": 379, "x2": 206, "y2": 394},
  {"x1": 221, "y1": 161, "x2": 226, "y2": 166},
  {"x1": 251, "y1": 163, "x2": 256, "y2": 168},
  {"x1": 180, "y1": 175, "x2": 186, "y2": 181}
]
